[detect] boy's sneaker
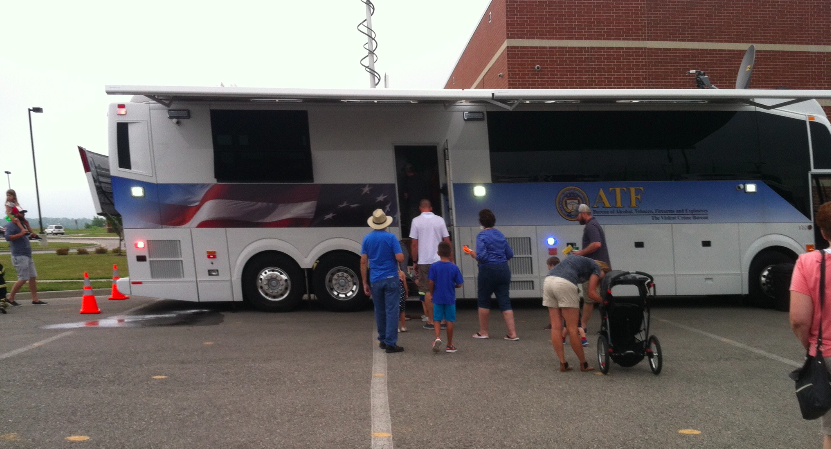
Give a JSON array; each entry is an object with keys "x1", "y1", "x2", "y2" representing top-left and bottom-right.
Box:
[
  {"x1": 432, "y1": 338, "x2": 442, "y2": 353},
  {"x1": 423, "y1": 323, "x2": 435, "y2": 330},
  {"x1": 445, "y1": 345, "x2": 457, "y2": 353},
  {"x1": 421, "y1": 315, "x2": 429, "y2": 322},
  {"x1": 581, "y1": 336, "x2": 589, "y2": 346}
]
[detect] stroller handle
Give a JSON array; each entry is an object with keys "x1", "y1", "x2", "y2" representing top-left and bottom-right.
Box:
[{"x1": 602, "y1": 270, "x2": 657, "y2": 300}]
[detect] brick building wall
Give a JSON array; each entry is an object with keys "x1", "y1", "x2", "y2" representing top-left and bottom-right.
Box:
[{"x1": 446, "y1": 0, "x2": 831, "y2": 113}]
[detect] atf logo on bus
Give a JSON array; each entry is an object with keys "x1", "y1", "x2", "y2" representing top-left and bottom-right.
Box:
[{"x1": 556, "y1": 186, "x2": 589, "y2": 221}]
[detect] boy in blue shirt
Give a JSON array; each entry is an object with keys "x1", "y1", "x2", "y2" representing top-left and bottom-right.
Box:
[{"x1": 428, "y1": 241, "x2": 464, "y2": 353}]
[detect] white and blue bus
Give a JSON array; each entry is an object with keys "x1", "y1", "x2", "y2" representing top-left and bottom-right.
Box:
[{"x1": 81, "y1": 86, "x2": 831, "y2": 311}]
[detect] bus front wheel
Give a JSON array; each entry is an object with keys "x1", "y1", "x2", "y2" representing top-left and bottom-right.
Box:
[
  {"x1": 748, "y1": 251, "x2": 794, "y2": 308},
  {"x1": 243, "y1": 253, "x2": 304, "y2": 312},
  {"x1": 313, "y1": 253, "x2": 370, "y2": 312}
]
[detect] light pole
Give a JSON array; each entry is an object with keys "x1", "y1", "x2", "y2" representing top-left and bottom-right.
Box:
[
  {"x1": 28, "y1": 107, "x2": 44, "y2": 234},
  {"x1": 3, "y1": 171, "x2": 9, "y2": 189}
]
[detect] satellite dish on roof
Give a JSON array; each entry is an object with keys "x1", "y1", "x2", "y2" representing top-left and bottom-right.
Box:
[{"x1": 735, "y1": 45, "x2": 755, "y2": 89}]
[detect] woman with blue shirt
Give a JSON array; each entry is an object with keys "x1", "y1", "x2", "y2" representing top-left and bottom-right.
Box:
[{"x1": 466, "y1": 209, "x2": 519, "y2": 341}]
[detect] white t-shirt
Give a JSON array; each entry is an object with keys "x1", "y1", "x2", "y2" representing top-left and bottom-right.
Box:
[{"x1": 409, "y1": 211, "x2": 450, "y2": 265}]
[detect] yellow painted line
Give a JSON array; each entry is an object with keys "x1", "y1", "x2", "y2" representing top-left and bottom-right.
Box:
[
  {"x1": 66, "y1": 435, "x2": 91, "y2": 441},
  {"x1": 372, "y1": 432, "x2": 392, "y2": 438},
  {"x1": 152, "y1": 375, "x2": 167, "y2": 379},
  {"x1": 204, "y1": 342, "x2": 214, "y2": 345},
  {"x1": 0, "y1": 433, "x2": 20, "y2": 441},
  {"x1": 721, "y1": 338, "x2": 731, "y2": 343},
  {"x1": 373, "y1": 373, "x2": 385, "y2": 377},
  {"x1": 679, "y1": 429, "x2": 702, "y2": 435}
]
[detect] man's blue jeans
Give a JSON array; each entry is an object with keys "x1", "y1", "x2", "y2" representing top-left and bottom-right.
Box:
[{"x1": 371, "y1": 276, "x2": 399, "y2": 346}]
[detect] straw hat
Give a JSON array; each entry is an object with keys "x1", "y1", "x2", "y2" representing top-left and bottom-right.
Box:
[{"x1": 367, "y1": 209, "x2": 393, "y2": 230}]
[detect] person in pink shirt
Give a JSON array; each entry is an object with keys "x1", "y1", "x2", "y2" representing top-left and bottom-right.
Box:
[{"x1": 791, "y1": 201, "x2": 831, "y2": 448}]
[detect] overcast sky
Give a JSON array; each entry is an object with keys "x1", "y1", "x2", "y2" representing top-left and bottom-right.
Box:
[{"x1": 0, "y1": 0, "x2": 490, "y2": 220}]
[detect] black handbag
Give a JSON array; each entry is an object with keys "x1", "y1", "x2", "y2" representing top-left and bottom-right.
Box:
[{"x1": 790, "y1": 251, "x2": 831, "y2": 420}]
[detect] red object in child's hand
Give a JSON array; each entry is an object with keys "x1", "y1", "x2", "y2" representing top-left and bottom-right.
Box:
[{"x1": 462, "y1": 245, "x2": 472, "y2": 254}]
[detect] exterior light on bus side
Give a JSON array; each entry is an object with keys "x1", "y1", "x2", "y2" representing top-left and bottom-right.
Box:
[
  {"x1": 473, "y1": 185, "x2": 486, "y2": 197},
  {"x1": 135, "y1": 241, "x2": 146, "y2": 249},
  {"x1": 207, "y1": 251, "x2": 217, "y2": 259},
  {"x1": 130, "y1": 186, "x2": 145, "y2": 198},
  {"x1": 744, "y1": 183, "x2": 757, "y2": 193},
  {"x1": 117, "y1": 104, "x2": 127, "y2": 115},
  {"x1": 547, "y1": 237, "x2": 557, "y2": 246}
]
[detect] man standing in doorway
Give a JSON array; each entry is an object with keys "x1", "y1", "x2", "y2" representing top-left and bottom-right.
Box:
[
  {"x1": 362, "y1": 209, "x2": 405, "y2": 353},
  {"x1": 410, "y1": 199, "x2": 452, "y2": 330},
  {"x1": 573, "y1": 204, "x2": 610, "y2": 345}
]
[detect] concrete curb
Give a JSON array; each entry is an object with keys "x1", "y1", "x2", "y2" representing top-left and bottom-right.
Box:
[{"x1": 11, "y1": 289, "x2": 111, "y2": 300}]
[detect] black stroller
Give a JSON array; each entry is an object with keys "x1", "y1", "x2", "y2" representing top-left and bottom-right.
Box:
[{"x1": 595, "y1": 270, "x2": 661, "y2": 375}]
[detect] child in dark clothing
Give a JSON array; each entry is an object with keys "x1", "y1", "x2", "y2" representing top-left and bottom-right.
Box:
[
  {"x1": 0, "y1": 262, "x2": 8, "y2": 313},
  {"x1": 428, "y1": 241, "x2": 463, "y2": 353},
  {"x1": 398, "y1": 269, "x2": 409, "y2": 332}
]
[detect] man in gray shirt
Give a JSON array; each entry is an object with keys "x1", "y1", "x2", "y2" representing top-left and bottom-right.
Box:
[
  {"x1": 4, "y1": 211, "x2": 46, "y2": 305},
  {"x1": 572, "y1": 204, "x2": 611, "y2": 344}
]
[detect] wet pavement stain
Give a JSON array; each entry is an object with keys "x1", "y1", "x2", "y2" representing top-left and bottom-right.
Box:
[{"x1": 42, "y1": 309, "x2": 223, "y2": 329}]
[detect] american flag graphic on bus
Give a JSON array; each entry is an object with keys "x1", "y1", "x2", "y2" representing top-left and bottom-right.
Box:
[{"x1": 149, "y1": 183, "x2": 398, "y2": 228}]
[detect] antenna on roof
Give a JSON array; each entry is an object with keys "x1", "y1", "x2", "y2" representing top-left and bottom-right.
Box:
[
  {"x1": 735, "y1": 45, "x2": 755, "y2": 89},
  {"x1": 358, "y1": 0, "x2": 381, "y2": 88},
  {"x1": 689, "y1": 45, "x2": 755, "y2": 90}
]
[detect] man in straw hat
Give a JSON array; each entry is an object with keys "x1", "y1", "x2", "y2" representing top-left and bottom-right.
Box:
[{"x1": 361, "y1": 209, "x2": 406, "y2": 353}]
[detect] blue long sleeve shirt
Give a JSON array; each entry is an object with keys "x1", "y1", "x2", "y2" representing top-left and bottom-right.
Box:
[{"x1": 475, "y1": 228, "x2": 513, "y2": 266}]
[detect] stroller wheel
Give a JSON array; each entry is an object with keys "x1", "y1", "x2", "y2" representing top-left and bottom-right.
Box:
[
  {"x1": 647, "y1": 335, "x2": 662, "y2": 375},
  {"x1": 597, "y1": 335, "x2": 611, "y2": 374}
]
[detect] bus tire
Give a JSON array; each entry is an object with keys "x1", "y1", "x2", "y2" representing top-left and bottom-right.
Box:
[
  {"x1": 242, "y1": 252, "x2": 304, "y2": 312},
  {"x1": 747, "y1": 250, "x2": 794, "y2": 308},
  {"x1": 313, "y1": 253, "x2": 370, "y2": 312}
]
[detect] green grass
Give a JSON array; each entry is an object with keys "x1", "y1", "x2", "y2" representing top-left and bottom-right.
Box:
[
  {"x1": 64, "y1": 227, "x2": 119, "y2": 237},
  {"x1": 0, "y1": 253, "x2": 128, "y2": 293}
]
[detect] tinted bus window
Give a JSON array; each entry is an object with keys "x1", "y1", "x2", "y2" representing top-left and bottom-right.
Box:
[
  {"x1": 811, "y1": 121, "x2": 831, "y2": 169},
  {"x1": 117, "y1": 122, "x2": 131, "y2": 170},
  {"x1": 211, "y1": 110, "x2": 313, "y2": 183},
  {"x1": 487, "y1": 111, "x2": 759, "y2": 182},
  {"x1": 758, "y1": 113, "x2": 810, "y2": 216}
]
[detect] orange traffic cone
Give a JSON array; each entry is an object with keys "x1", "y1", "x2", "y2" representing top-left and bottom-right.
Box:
[
  {"x1": 108, "y1": 264, "x2": 129, "y2": 300},
  {"x1": 80, "y1": 272, "x2": 101, "y2": 314}
]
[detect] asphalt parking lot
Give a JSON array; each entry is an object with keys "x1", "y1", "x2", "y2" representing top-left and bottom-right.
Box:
[{"x1": 0, "y1": 295, "x2": 820, "y2": 448}]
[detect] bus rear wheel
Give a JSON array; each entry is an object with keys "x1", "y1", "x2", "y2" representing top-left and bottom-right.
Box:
[
  {"x1": 748, "y1": 251, "x2": 794, "y2": 308},
  {"x1": 313, "y1": 253, "x2": 369, "y2": 312},
  {"x1": 243, "y1": 253, "x2": 304, "y2": 312}
]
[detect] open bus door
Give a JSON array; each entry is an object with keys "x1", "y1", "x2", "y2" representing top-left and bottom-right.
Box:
[
  {"x1": 811, "y1": 174, "x2": 831, "y2": 250},
  {"x1": 394, "y1": 145, "x2": 442, "y2": 238},
  {"x1": 78, "y1": 146, "x2": 123, "y2": 243}
]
